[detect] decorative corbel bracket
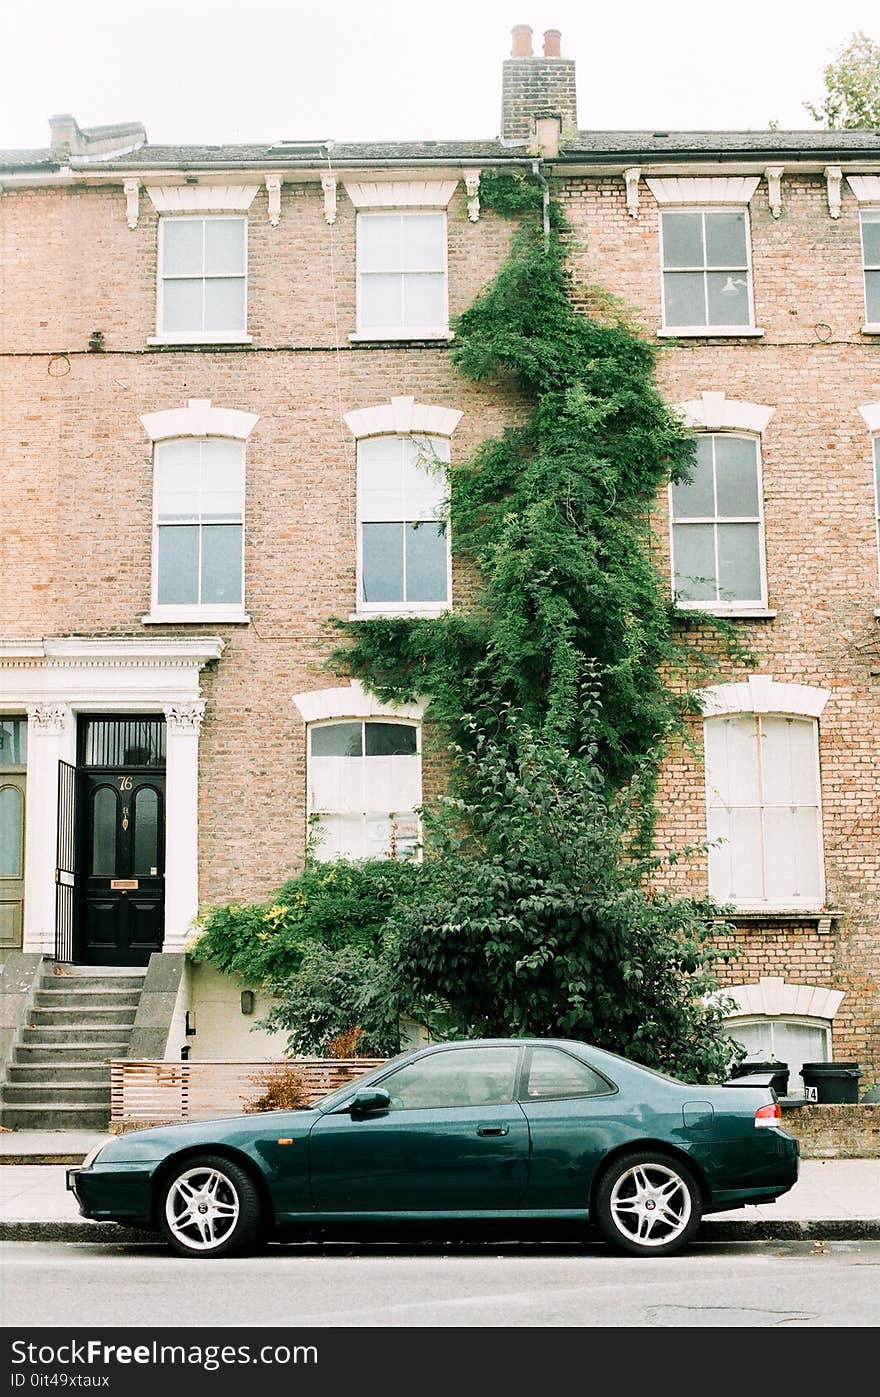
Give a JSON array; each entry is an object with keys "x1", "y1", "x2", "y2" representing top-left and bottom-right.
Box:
[
  {"x1": 266, "y1": 176, "x2": 281, "y2": 227},
  {"x1": 464, "y1": 170, "x2": 481, "y2": 222},
  {"x1": 123, "y1": 178, "x2": 139, "y2": 230},
  {"x1": 623, "y1": 167, "x2": 641, "y2": 218},
  {"x1": 765, "y1": 165, "x2": 784, "y2": 219},
  {"x1": 321, "y1": 172, "x2": 337, "y2": 226},
  {"x1": 825, "y1": 165, "x2": 842, "y2": 219}
]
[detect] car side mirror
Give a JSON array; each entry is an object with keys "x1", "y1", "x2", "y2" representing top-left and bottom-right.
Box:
[{"x1": 349, "y1": 1087, "x2": 391, "y2": 1117}]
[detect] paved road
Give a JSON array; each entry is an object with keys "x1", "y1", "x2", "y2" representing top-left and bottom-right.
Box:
[{"x1": 2, "y1": 1240, "x2": 879, "y2": 1328}]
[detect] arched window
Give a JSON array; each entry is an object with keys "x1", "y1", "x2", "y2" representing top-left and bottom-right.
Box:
[
  {"x1": 344, "y1": 397, "x2": 462, "y2": 618},
  {"x1": 672, "y1": 393, "x2": 773, "y2": 614},
  {"x1": 670, "y1": 433, "x2": 766, "y2": 608},
  {"x1": 140, "y1": 399, "x2": 257, "y2": 623},
  {"x1": 701, "y1": 678, "x2": 828, "y2": 910},
  {"x1": 307, "y1": 719, "x2": 422, "y2": 861},
  {"x1": 723, "y1": 979, "x2": 844, "y2": 1096}
]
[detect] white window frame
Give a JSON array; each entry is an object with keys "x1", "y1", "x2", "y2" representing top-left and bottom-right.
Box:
[
  {"x1": 669, "y1": 431, "x2": 768, "y2": 612},
  {"x1": 353, "y1": 209, "x2": 450, "y2": 341},
  {"x1": 306, "y1": 717, "x2": 423, "y2": 862},
  {"x1": 148, "y1": 437, "x2": 248, "y2": 625},
  {"x1": 859, "y1": 208, "x2": 880, "y2": 332},
  {"x1": 356, "y1": 434, "x2": 452, "y2": 619},
  {"x1": 703, "y1": 712, "x2": 826, "y2": 912},
  {"x1": 659, "y1": 206, "x2": 758, "y2": 336},
  {"x1": 150, "y1": 214, "x2": 251, "y2": 346},
  {"x1": 727, "y1": 1015, "x2": 833, "y2": 1097}
]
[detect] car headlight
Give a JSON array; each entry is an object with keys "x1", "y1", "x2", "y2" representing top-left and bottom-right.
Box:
[{"x1": 81, "y1": 1141, "x2": 108, "y2": 1168}]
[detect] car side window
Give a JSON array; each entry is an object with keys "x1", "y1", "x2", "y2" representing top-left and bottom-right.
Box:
[
  {"x1": 382, "y1": 1047, "x2": 519, "y2": 1111},
  {"x1": 521, "y1": 1047, "x2": 612, "y2": 1100}
]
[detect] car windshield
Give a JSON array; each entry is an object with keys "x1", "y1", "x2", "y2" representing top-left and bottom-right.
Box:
[{"x1": 313, "y1": 1050, "x2": 413, "y2": 1113}]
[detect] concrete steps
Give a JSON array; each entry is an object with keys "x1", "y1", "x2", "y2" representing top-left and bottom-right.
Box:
[{"x1": 0, "y1": 964, "x2": 145, "y2": 1130}]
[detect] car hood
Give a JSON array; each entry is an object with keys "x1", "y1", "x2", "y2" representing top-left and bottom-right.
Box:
[{"x1": 88, "y1": 1109, "x2": 324, "y2": 1163}]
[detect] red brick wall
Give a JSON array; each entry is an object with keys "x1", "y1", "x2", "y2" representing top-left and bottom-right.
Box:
[{"x1": 2, "y1": 171, "x2": 878, "y2": 1085}]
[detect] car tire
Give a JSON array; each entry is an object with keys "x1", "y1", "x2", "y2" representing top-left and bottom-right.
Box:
[
  {"x1": 158, "y1": 1153, "x2": 261, "y2": 1259},
  {"x1": 594, "y1": 1150, "x2": 702, "y2": 1257}
]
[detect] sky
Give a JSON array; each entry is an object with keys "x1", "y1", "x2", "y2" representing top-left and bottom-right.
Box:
[{"x1": 0, "y1": 0, "x2": 877, "y2": 150}]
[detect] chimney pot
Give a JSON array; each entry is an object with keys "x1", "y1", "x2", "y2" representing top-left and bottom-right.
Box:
[
  {"x1": 543, "y1": 29, "x2": 562, "y2": 58},
  {"x1": 511, "y1": 24, "x2": 533, "y2": 58}
]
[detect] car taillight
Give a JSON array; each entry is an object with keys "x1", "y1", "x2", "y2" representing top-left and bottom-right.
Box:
[{"x1": 754, "y1": 1102, "x2": 782, "y2": 1127}]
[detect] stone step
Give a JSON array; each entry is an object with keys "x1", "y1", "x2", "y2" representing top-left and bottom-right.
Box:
[
  {"x1": 20, "y1": 1025, "x2": 131, "y2": 1046},
  {"x1": 0, "y1": 1104, "x2": 110, "y2": 1130},
  {"x1": 29, "y1": 1006, "x2": 137, "y2": 1027},
  {"x1": 40, "y1": 974, "x2": 145, "y2": 993},
  {"x1": 33, "y1": 989, "x2": 141, "y2": 1010},
  {"x1": 13, "y1": 1044, "x2": 128, "y2": 1064},
  {"x1": 6, "y1": 1063, "x2": 109, "y2": 1084},
  {"x1": 1, "y1": 1082, "x2": 110, "y2": 1105}
]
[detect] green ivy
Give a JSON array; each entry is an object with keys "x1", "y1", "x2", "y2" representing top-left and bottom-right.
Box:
[{"x1": 330, "y1": 171, "x2": 750, "y2": 805}]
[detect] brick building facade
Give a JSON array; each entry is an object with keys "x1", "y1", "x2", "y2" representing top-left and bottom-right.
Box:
[{"x1": 1, "y1": 26, "x2": 878, "y2": 1087}]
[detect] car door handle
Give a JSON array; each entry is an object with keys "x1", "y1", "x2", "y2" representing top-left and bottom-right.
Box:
[{"x1": 476, "y1": 1126, "x2": 509, "y2": 1137}]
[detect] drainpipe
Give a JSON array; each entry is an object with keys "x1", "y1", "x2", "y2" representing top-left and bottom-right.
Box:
[{"x1": 532, "y1": 158, "x2": 550, "y2": 253}]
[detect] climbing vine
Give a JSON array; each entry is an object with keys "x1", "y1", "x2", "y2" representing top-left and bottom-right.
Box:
[{"x1": 331, "y1": 170, "x2": 749, "y2": 800}]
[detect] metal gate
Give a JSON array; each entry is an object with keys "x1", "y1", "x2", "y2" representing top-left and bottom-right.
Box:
[{"x1": 55, "y1": 758, "x2": 78, "y2": 962}]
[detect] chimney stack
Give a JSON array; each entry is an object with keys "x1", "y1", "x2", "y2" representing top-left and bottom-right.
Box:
[
  {"x1": 500, "y1": 24, "x2": 578, "y2": 145},
  {"x1": 511, "y1": 24, "x2": 533, "y2": 57}
]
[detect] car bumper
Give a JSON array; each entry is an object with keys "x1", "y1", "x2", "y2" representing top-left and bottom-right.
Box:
[{"x1": 67, "y1": 1162, "x2": 156, "y2": 1224}]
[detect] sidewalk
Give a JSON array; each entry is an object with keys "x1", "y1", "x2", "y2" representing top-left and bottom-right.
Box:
[{"x1": 1, "y1": 1131, "x2": 879, "y2": 1244}]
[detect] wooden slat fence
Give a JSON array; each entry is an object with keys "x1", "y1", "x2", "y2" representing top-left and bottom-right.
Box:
[{"x1": 110, "y1": 1058, "x2": 385, "y2": 1131}]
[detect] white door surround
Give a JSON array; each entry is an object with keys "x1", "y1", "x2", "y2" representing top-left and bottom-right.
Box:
[{"x1": 0, "y1": 637, "x2": 223, "y2": 958}]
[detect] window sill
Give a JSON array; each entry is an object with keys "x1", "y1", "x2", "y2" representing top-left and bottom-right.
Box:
[
  {"x1": 141, "y1": 609, "x2": 250, "y2": 625},
  {"x1": 147, "y1": 335, "x2": 253, "y2": 347},
  {"x1": 676, "y1": 606, "x2": 777, "y2": 620},
  {"x1": 348, "y1": 607, "x2": 451, "y2": 621},
  {"x1": 861, "y1": 325, "x2": 880, "y2": 335},
  {"x1": 713, "y1": 908, "x2": 839, "y2": 928},
  {"x1": 657, "y1": 327, "x2": 764, "y2": 339},
  {"x1": 348, "y1": 331, "x2": 454, "y2": 344}
]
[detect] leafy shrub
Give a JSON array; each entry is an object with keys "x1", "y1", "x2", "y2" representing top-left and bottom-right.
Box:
[
  {"x1": 242, "y1": 1063, "x2": 309, "y2": 1113},
  {"x1": 188, "y1": 857, "x2": 422, "y2": 985}
]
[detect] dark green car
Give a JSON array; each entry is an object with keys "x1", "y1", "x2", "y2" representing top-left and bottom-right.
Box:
[{"x1": 67, "y1": 1038, "x2": 798, "y2": 1259}]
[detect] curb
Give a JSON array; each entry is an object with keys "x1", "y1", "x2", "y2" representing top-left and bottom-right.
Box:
[{"x1": 2, "y1": 1220, "x2": 880, "y2": 1244}]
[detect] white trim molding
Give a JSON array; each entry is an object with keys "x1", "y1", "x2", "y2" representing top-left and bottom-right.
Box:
[
  {"x1": 646, "y1": 176, "x2": 760, "y2": 206},
  {"x1": 123, "y1": 178, "x2": 140, "y2": 229},
  {"x1": 846, "y1": 175, "x2": 880, "y2": 204},
  {"x1": 145, "y1": 184, "x2": 260, "y2": 213},
  {"x1": 724, "y1": 977, "x2": 844, "y2": 1021},
  {"x1": 698, "y1": 675, "x2": 830, "y2": 719},
  {"x1": 342, "y1": 179, "x2": 458, "y2": 210},
  {"x1": 825, "y1": 166, "x2": 843, "y2": 219},
  {"x1": 764, "y1": 166, "x2": 784, "y2": 219},
  {"x1": 675, "y1": 392, "x2": 774, "y2": 435},
  {"x1": 858, "y1": 401, "x2": 880, "y2": 434},
  {"x1": 623, "y1": 167, "x2": 641, "y2": 218},
  {"x1": 343, "y1": 395, "x2": 463, "y2": 440},
  {"x1": 140, "y1": 398, "x2": 259, "y2": 443},
  {"x1": 292, "y1": 679, "x2": 428, "y2": 725}
]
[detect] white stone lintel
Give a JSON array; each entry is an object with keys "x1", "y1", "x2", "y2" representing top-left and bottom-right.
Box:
[
  {"x1": 141, "y1": 398, "x2": 259, "y2": 442},
  {"x1": 343, "y1": 395, "x2": 462, "y2": 440},
  {"x1": 292, "y1": 679, "x2": 427, "y2": 725},
  {"x1": 146, "y1": 184, "x2": 260, "y2": 213},
  {"x1": 675, "y1": 391, "x2": 774, "y2": 435},
  {"x1": 698, "y1": 675, "x2": 831, "y2": 719}
]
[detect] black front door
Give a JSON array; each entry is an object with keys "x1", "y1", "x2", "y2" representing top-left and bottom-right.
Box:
[{"x1": 81, "y1": 771, "x2": 165, "y2": 965}]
